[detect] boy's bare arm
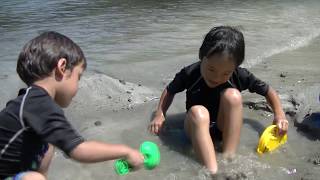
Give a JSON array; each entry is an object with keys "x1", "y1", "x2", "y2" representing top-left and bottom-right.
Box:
[
  {"x1": 155, "y1": 88, "x2": 174, "y2": 117},
  {"x1": 265, "y1": 87, "x2": 289, "y2": 132},
  {"x1": 69, "y1": 141, "x2": 144, "y2": 168},
  {"x1": 149, "y1": 89, "x2": 174, "y2": 134}
]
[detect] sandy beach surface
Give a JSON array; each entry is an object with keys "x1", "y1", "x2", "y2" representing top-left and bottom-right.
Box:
[{"x1": 46, "y1": 37, "x2": 320, "y2": 180}]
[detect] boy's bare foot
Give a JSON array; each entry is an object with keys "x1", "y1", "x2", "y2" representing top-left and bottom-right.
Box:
[
  {"x1": 210, "y1": 172, "x2": 248, "y2": 180},
  {"x1": 208, "y1": 167, "x2": 218, "y2": 175},
  {"x1": 222, "y1": 152, "x2": 235, "y2": 160}
]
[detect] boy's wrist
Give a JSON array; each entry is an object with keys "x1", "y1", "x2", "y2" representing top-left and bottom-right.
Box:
[
  {"x1": 273, "y1": 113, "x2": 286, "y2": 123},
  {"x1": 271, "y1": 104, "x2": 285, "y2": 117},
  {"x1": 118, "y1": 145, "x2": 131, "y2": 158},
  {"x1": 155, "y1": 111, "x2": 165, "y2": 118},
  {"x1": 274, "y1": 110, "x2": 286, "y2": 119}
]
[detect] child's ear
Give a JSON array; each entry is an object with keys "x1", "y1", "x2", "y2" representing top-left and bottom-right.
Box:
[{"x1": 55, "y1": 58, "x2": 67, "y2": 79}]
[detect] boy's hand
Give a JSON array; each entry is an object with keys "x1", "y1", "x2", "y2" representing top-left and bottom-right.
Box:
[
  {"x1": 125, "y1": 148, "x2": 144, "y2": 170},
  {"x1": 273, "y1": 116, "x2": 289, "y2": 136},
  {"x1": 149, "y1": 113, "x2": 165, "y2": 135}
]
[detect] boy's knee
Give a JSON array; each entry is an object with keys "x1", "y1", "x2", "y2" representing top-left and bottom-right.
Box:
[
  {"x1": 187, "y1": 105, "x2": 210, "y2": 126},
  {"x1": 221, "y1": 88, "x2": 242, "y2": 106},
  {"x1": 20, "y1": 172, "x2": 46, "y2": 180}
]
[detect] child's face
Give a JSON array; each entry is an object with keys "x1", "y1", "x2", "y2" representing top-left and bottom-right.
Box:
[
  {"x1": 55, "y1": 62, "x2": 84, "y2": 107},
  {"x1": 200, "y1": 54, "x2": 236, "y2": 88}
]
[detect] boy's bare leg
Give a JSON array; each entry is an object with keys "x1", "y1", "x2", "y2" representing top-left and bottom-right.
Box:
[
  {"x1": 19, "y1": 172, "x2": 46, "y2": 180},
  {"x1": 184, "y1": 105, "x2": 218, "y2": 174},
  {"x1": 38, "y1": 144, "x2": 55, "y2": 177},
  {"x1": 217, "y1": 88, "x2": 243, "y2": 158},
  {"x1": 8, "y1": 145, "x2": 54, "y2": 180}
]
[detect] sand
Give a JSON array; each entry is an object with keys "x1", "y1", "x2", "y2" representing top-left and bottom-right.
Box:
[{"x1": 44, "y1": 38, "x2": 320, "y2": 179}]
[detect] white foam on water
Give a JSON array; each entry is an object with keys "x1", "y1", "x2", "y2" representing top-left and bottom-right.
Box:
[{"x1": 245, "y1": 29, "x2": 320, "y2": 68}]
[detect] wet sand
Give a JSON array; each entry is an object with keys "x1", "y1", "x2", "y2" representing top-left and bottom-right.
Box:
[{"x1": 46, "y1": 38, "x2": 320, "y2": 179}]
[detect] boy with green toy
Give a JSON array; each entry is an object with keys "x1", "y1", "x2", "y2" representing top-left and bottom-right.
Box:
[{"x1": 0, "y1": 31, "x2": 144, "y2": 180}]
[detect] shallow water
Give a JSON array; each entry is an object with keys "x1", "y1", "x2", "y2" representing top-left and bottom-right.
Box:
[
  {"x1": 1, "y1": 0, "x2": 320, "y2": 88},
  {"x1": 1, "y1": 0, "x2": 320, "y2": 179}
]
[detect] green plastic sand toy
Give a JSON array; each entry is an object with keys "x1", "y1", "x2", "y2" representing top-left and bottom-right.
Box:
[{"x1": 114, "y1": 141, "x2": 160, "y2": 175}]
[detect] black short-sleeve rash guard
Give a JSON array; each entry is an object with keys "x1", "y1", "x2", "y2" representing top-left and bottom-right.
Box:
[
  {"x1": 167, "y1": 61, "x2": 269, "y2": 120},
  {"x1": 0, "y1": 85, "x2": 84, "y2": 178}
]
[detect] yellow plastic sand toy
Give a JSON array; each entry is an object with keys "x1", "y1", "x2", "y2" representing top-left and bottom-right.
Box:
[{"x1": 257, "y1": 125, "x2": 287, "y2": 154}]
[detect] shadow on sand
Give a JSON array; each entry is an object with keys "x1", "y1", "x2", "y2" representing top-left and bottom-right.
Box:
[
  {"x1": 243, "y1": 118, "x2": 266, "y2": 137},
  {"x1": 294, "y1": 112, "x2": 320, "y2": 141},
  {"x1": 154, "y1": 113, "x2": 193, "y2": 156}
]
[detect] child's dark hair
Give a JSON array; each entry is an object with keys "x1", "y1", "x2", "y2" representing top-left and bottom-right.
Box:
[
  {"x1": 17, "y1": 31, "x2": 87, "y2": 85},
  {"x1": 199, "y1": 26, "x2": 245, "y2": 66}
]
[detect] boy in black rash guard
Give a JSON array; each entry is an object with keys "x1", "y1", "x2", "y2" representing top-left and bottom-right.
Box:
[
  {"x1": 0, "y1": 32, "x2": 144, "y2": 180},
  {"x1": 149, "y1": 26, "x2": 289, "y2": 174}
]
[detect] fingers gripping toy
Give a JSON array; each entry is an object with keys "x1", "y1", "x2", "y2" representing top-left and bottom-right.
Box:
[{"x1": 114, "y1": 141, "x2": 160, "y2": 175}]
